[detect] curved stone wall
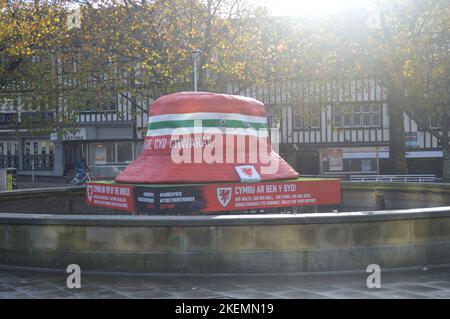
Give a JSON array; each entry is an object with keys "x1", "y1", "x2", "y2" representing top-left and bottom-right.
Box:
[
  {"x1": 1, "y1": 206, "x2": 450, "y2": 273},
  {"x1": 1, "y1": 182, "x2": 450, "y2": 214},
  {"x1": 0, "y1": 187, "x2": 118, "y2": 215},
  {"x1": 342, "y1": 182, "x2": 450, "y2": 211}
]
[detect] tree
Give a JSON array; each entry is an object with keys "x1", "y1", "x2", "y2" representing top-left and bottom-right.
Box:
[
  {"x1": 2, "y1": 0, "x2": 275, "y2": 132},
  {"x1": 0, "y1": 0, "x2": 68, "y2": 135},
  {"x1": 396, "y1": 0, "x2": 450, "y2": 179},
  {"x1": 249, "y1": 0, "x2": 449, "y2": 177},
  {"x1": 363, "y1": 0, "x2": 450, "y2": 178},
  {"x1": 338, "y1": 0, "x2": 450, "y2": 177},
  {"x1": 51, "y1": 0, "x2": 277, "y2": 119}
]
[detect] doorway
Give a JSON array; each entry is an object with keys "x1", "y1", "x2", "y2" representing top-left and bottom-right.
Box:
[
  {"x1": 297, "y1": 150, "x2": 320, "y2": 175},
  {"x1": 64, "y1": 142, "x2": 88, "y2": 171}
]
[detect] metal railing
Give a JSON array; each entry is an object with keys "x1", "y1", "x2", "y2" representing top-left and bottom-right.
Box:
[
  {"x1": 0, "y1": 155, "x2": 19, "y2": 169},
  {"x1": 22, "y1": 155, "x2": 55, "y2": 171},
  {"x1": 349, "y1": 174, "x2": 442, "y2": 183}
]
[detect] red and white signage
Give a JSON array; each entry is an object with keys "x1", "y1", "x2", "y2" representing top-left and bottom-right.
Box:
[
  {"x1": 235, "y1": 165, "x2": 261, "y2": 183},
  {"x1": 86, "y1": 183, "x2": 135, "y2": 211},
  {"x1": 203, "y1": 179, "x2": 341, "y2": 212},
  {"x1": 86, "y1": 178, "x2": 340, "y2": 214}
]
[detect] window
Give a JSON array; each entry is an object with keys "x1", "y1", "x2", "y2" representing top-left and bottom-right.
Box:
[
  {"x1": 91, "y1": 143, "x2": 110, "y2": 165},
  {"x1": 352, "y1": 114, "x2": 361, "y2": 127},
  {"x1": 294, "y1": 113, "x2": 304, "y2": 128},
  {"x1": 372, "y1": 104, "x2": 381, "y2": 113},
  {"x1": 333, "y1": 103, "x2": 382, "y2": 128},
  {"x1": 0, "y1": 141, "x2": 19, "y2": 168},
  {"x1": 293, "y1": 105, "x2": 321, "y2": 129},
  {"x1": 429, "y1": 115, "x2": 442, "y2": 129},
  {"x1": 117, "y1": 142, "x2": 133, "y2": 163},
  {"x1": 362, "y1": 113, "x2": 372, "y2": 127},
  {"x1": 333, "y1": 114, "x2": 342, "y2": 127},
  {"x1": 22, "y1": 141, "x2": 54, "y2": 170},
  {"x1": 0, "y1": 113, "x2": 17, "y2": 125},
  {"x1": 321, "y1": 148, "x2": 379, "y2": 174},
  {"x1": 372, "y1": 113, "x2": 381, "y2": 127},
  {"x1": 83, "y1": 95, "x2": 118, "y2": 112},
  {"x1": 343, "y1": 113, "x2": 352, "y2": 128},
  {"x1": 90, "y1": 142, "x2": 134, "y2": 165},
  {"x1": 310, "y1": 114, "x2": 320, "y2": 128}
]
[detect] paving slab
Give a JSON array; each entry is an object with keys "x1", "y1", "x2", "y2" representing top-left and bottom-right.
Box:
[{"x1": 0, "y1": 266, "x2": 450, "y2": 298}]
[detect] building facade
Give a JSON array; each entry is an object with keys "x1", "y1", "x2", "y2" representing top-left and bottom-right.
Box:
[
  {"x1": 229, "y1": 79, "x2": 444, "y2": 177},
  {"x1": 0, "y1": 93, "x2": 149, "y2": 178},
  {"x1": 1, "y1": 78, "x2": 446, "y2": 178}
]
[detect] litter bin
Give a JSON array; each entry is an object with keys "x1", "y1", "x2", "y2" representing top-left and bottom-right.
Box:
[{"x1": 0, "y1": 168, "x2": 18, "y2": 191}]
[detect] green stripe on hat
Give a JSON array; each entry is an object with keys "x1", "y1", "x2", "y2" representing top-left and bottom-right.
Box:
[{"x1": 148, "y1": 119, "x2": 267, "y2": 131}]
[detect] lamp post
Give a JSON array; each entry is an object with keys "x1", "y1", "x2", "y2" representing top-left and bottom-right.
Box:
[{"x1": 190, "y1": 49, "x2": 202, "y2": 91}]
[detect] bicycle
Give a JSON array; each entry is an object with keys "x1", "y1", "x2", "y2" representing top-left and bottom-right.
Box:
[{"x1": 70, "y1": 169, "x2": 96, "y2": 185}]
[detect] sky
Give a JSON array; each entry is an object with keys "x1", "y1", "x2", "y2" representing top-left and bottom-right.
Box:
[{"x1": 252, "y1": 0, "x2": 375, "y2": 16}]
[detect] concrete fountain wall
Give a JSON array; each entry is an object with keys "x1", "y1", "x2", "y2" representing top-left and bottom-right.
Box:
[{"x1": 1, "y1": 182, "x2": 450, "y2": 273}]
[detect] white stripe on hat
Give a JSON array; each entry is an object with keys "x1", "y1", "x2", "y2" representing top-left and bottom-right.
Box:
[{"x1": 148, "y1": 112, "x2": 267, "y2": 124}]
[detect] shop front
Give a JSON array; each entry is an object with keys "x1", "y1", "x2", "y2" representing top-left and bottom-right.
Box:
[
  {"x1": 63, "y1": 124, "x2": 142, "y2": 178},
  {"x1": 320, "y1": 146, "x2": 388, "y2": 175},
  {"x1": 319, "y1": 146, "x2": 443, "y2": 176}
]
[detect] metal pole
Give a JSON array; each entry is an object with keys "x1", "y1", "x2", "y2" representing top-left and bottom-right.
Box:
[
  {"x1": 193, "y1": 58, "x2": 198, "y2": 92},
  {"x1": 32, "y1": 156, "x2": 35, "y2": 184},
  {"x1": 190, "y1": 49, "x2": 201, "y2": 92}
]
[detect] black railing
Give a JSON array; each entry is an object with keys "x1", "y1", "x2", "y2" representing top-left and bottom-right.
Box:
[
  {"x1": 0, "y1": 155, "x2": 19, "y2": 169},
  {"x1": 349, "y1": 174, "x2": 442, "y2": 183},
  {"x1": 22, "y1": 155, "x2": 54, "y2": 171}
]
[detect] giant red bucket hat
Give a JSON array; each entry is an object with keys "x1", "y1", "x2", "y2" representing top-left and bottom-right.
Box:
[{"x1": 115, "y1": 92, "x2": 299, "y2": 184}]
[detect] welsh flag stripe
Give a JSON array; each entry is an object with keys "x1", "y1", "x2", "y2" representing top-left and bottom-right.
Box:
[
  {"x1": 148, "y1": 119, "x2": 267, "y2": 130},
  {"x1": 146, "y1": 127, "x2": 269, "y2": 137}
]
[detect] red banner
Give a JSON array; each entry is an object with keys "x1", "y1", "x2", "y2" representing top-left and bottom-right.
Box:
[
  {"x1": 86, "y1": 178, "x2": 340, "y2": 214},
  {"x1": 86, "y1": 183, "x2": 135, "y2": 211},
  {"x1": 203, "y1": 179, "x2": 340, "y2": 212}
]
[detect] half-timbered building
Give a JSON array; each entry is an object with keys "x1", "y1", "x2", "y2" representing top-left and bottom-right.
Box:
[{"x1": 229, "y1": 79, "x2": 444, "y2": 177}]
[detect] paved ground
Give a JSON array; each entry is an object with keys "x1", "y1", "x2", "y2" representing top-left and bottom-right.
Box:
[{"x1": 1, "y1": 266, "x2": 450, "y2": 299}]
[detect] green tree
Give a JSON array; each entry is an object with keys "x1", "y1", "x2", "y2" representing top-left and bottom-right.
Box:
[{"x1": 254, "y1": 0, "x2": 449, "y2": 178}]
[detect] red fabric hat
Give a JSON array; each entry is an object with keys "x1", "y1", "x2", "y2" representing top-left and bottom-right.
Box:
[{"x1": 115, "y1": 92, "x2": 299, "y2": 184}]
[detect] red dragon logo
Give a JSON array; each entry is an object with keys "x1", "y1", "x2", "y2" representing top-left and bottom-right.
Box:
[
  {"x1": 241, "y1": 167, "x2": 254, "y2": 177},
  {"x1": 216, "y1": 187, "x2": 232, "y2": 208},
  {"x1": 87, "y1": 185, "x2": 94, "y2": 202}
]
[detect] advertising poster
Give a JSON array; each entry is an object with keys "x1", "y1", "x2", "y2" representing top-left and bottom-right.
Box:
[
  {"x1": 405, "y1": 131, "x2": 418, "y2": 148},
  {"x1": 95, "y1": 144, "x2": 107, "y2": 164},
  {"x1": 328, "y1": 148, "x2": 343, "y2": 171},
  {"x1": 134, "y1": 185, "x2": 206, "y2": 214},
  {"x1": 202, "y1": 179, "x2": 341, "y2": 212},
  {"x1": 86, "y1": 183, "x2": 135, "y2": 211},
  {"x1": 86, "y1": 179, "x2": 341, "y2": 214}
]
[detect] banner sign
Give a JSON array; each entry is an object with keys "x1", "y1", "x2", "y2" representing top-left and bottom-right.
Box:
[
  {"x1": 86, "y1": 183, "x2": 135, "y2": 211},
  {"x1": 405, "y1": 131, "x2": 418, "y2": 148},
  {"x1": 328, "y1": 148, "x2": 343, "y2": 171},
  {"x1": 86, "y1": 178, "x2": 341, "y2": 214}
]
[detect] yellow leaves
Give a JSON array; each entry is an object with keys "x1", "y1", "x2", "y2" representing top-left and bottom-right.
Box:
[
  {"x1": 431, "y1": 65, "x2": 445, "y2": 79},
  {"x1": 403, "y1": 60, "x2": 415, "y2": 79},
  {"x1": 1, "y1": 2, "x2": 66, "y2": 60}
]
